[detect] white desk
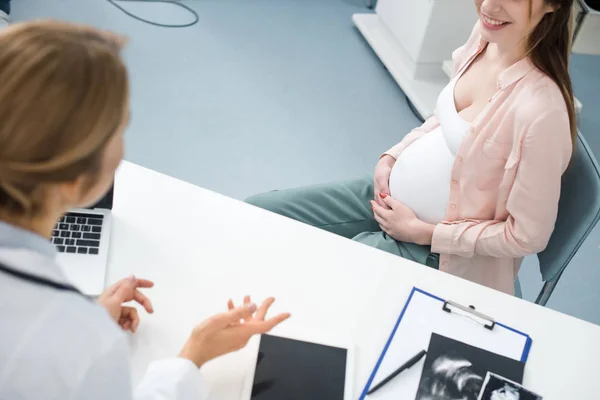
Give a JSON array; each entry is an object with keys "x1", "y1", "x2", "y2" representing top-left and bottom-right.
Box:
[{"x1": 107, "y1": 162, "x2": 600, "y2": 400}]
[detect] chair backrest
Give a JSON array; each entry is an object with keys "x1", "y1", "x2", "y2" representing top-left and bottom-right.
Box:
[{"x1": 537, "y1": 132, "x2": 600, "y2": 284}]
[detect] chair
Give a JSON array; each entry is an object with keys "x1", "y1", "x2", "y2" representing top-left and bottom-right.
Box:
[{"x1": 531, "y1": 132, "x2": 600, "y2": 306}]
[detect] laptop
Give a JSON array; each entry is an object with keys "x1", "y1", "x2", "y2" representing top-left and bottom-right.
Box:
[{"x1": 52, "y1": 185, "x2": 114, "y2": 296}]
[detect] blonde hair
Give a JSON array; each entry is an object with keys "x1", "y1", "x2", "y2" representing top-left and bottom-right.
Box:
[{"x1": 0, "y1": 20, "x2": 129, "y2": 215}]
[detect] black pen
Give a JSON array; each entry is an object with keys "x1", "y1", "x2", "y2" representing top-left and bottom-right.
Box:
[{"x1": 366, "y1": 350, "x2": 427, "y2": 396}]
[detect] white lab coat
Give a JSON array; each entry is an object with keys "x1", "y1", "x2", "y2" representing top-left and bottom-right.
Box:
[{"x1": 0, "y1": 222, "x2": 208, "y2": 400}]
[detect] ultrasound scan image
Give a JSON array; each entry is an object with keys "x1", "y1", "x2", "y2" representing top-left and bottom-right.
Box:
[
  {"x1": 478, "y1": 373, "x2": 543, "y2": 400},
  {"x1": 415, "y1": 334, "x2": 525, "y2": 400}
]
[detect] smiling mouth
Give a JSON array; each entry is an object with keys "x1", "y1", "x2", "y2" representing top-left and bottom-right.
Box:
[{"x1": 481, "y1": 14, "x2": 511, "y2": 27}]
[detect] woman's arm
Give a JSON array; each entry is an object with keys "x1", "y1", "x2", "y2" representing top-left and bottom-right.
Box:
[
  {"x1": 431, "y1": 110, "x2": 572, "y2": 259},
  {"x1": 72, "y1": 335, "x2": 207, "y2": 400},
  {"x1": 75, "y1": 299, "x2": 289, "y2": 400}
]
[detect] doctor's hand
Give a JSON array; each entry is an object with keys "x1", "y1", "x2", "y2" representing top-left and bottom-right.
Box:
[
  {"x1": 97, "y1": 275, "x2": 154, "y2": 333},
  {"x1": 374, "y1": 155, "x2": 396, "y2": 208},
  {"x1": 179, "y1": 296, "x2": 291, "y2": 368},
  {"x1": 371, "y1": 193, "x2": 435, "y2": 246}
]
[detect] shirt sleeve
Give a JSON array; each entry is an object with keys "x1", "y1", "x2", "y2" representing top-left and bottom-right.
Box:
[
  {"x1": 135, "y1": 359, "x2": 209, "y2": 400},
  {"x1": 72, "y1": 335, "x2": 208, "y2": 400},
  {"x1": 71, "y1": 335, "x2": 133, "y2": 400},
  {"x1": 431, "y1": 109, "x2": 572, "y2": 258}
]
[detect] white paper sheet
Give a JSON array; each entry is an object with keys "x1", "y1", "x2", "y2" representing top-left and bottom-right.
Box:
[{"x1": 364, "y1": 288, "x2": 530, "y2": 400}]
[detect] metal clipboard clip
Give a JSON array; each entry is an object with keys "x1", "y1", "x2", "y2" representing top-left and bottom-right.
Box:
[{"x1": 442, "y1": 300, "x2": 496, "y2": 331}]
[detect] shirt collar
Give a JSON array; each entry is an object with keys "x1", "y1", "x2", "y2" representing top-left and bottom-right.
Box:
[
  {"x1": 465, "y1": 30, "x2": 535, "y2": 91},
  {"x1": 497, "y1": 57, "x2": 535, "y2": 90},
  {"x1": 0, "y1": 220, "x2": 70, "y2": 285},
  {"x1": 0, "y1": 220, "x2": 57, "y2": 258}
]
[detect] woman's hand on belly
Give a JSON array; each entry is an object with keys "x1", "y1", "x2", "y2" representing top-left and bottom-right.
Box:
[
  {"x1": 374, "y1": 155, "x2": 396, "y2": 208},
  {"x1": 370, "y1": 193, "x2": 435, "y2": 246}
]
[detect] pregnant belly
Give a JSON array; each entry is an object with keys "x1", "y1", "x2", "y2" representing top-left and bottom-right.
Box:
[{"x1": 388, "y1": 129, "x2": 454, "y2": 224}]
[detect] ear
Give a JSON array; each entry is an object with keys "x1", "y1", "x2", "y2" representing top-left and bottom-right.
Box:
[
  {"x1": 57, "y1": 175, "x2": 87, "y2": 208},
  {"x1": 544, "y1": 2, "x2": 559, "y2": 14}
]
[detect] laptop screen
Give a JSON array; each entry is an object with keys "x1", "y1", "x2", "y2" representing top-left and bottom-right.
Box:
[{"x1": 90, "y1": 185, "x2": 114, "y2": 210}]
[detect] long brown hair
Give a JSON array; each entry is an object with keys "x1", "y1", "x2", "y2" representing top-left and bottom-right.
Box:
[
  {"x1": 0, "y1": 21, "x2": 128, "y2": 215},
  {"x1": 527, "y1": 0, "x2": 577, "y2": 145}
]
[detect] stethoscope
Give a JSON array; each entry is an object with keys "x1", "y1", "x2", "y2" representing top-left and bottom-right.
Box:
[{"x1": 0, "y1": 262, "x2": 86, "y2": 297}]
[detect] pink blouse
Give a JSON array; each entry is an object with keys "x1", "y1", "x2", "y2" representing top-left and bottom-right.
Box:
[{"x1": 384, "y1": 21, "x2": 573, "y2": 295}]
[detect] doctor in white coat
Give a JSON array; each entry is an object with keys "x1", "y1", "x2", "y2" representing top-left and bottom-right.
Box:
[{"x1": 0, "y1": 20, "x2": 290, "y2": 400}]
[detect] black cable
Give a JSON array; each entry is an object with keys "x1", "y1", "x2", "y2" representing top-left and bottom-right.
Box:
[
  {"x1": 106, "y1": 0, "x2": 199, "y2": 28},
  {"x1": 0, "y1": 262, "x2": 88, "y2": 298},
  {"x1": 405, "y1": 95, "x2": 425, "y2": 123}
]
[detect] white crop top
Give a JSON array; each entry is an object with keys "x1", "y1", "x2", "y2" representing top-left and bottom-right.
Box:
[{"x1": 388, "y1": 67, "x2": 472, "y2": 224}]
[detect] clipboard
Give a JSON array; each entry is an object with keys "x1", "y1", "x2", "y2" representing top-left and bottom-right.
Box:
[{"x1": 360, "y1": 287, "x2": 532, "y2": 399}]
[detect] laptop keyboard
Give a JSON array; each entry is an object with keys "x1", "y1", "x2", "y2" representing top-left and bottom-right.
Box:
[{"x1": 52, "y1": 212, "x2": 103, "y2": 255}]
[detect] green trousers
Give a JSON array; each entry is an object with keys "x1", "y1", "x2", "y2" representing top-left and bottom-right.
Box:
[{"x1": 245, "y1": 176, "x2": 440, "y2": 269}]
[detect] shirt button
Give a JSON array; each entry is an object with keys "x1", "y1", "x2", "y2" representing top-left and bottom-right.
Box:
[
  {"x1": 457, "y1": 156, "x2": 463, "y2": 162},
  {"x1": 452, "y1": 180, "x2": 458, "y2": 184},
  {"x1": 469, "y1": 126, "x2": 475, "y2": 133},
  {"x1": 450, "y1": 204, "x2": 456, "y2": 209}
]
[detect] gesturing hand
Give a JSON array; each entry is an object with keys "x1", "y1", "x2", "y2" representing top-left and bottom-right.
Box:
[
  {"x1": 179, "y1": 296, "x2": 291, "y2": 368},
  {"x1": 373, "y1": 155, "x2": 396, "y2": 208},
  {"x1": 371, "y1": 193, "x2": 434, "y2": 246},
  {"x1": 97, "y1": 275, "x2": 154, "y2": 333}
]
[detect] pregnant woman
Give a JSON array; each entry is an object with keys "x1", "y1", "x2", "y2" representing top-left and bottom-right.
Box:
[{"x1": 246, "y1": 0, "x2": 576, "y2": 295}]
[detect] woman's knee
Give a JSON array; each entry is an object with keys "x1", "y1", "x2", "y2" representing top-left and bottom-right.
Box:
[
  {"x1": 244, "y1": 191, "x2": 286, "y2": 213},
  {"x1": 352, "y1": 231, "x2": 386, "y2": 248},
  {"x1": 352, "y1": 231, "x2": 402, "y2": 255}
]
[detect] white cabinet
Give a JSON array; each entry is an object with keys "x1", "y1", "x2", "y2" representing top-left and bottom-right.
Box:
[
  {"x1": 573, "y1": 0, "x2": 600, "y2": 56},
  {"x1": 353, "y1": 0, "x2": 478, "y2": 118}
]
